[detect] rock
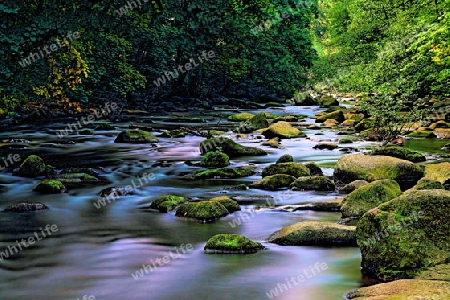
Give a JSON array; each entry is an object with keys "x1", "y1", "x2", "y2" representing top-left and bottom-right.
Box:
[
  {"x1": 269, "y1": 221, "x2": 356, "y2": 246},
  {"x1": 94, "y1": 123, "x2": 115, "y2": 130},
  {"x1": 304, "y1": 162, "x2": 323, "y2": 176},
  {"x1": 341, "y1": 179, "x2": 402, "y2": 219},
  {"x1": 114, "y1": 130, "x2": 159, "y2": 143},
  {"x1": 199, "y1": 137, "x2": 267, "y2": 158},
  {"x1": 62, "y1": 172, "x2": 98, "y2": 181},
  {"x1": 290, "y1": 176, "x2": 335, "y2": 191},
  {"x1": 355, "y1": 119, "x2": 374, "y2": 132},
  {"x1": 250, "y1": 174, "x2": 297, "y2": 190},
  {"x1": 341, "y1": 180, "x2": 369, "y2": 193},
  {"x1": 186, "y1": 166, "x2": 256, "y2": 180},
  {"x1": 345, "y1": 279, "x2": 450, "y2": 300},
  {"x1": 357, "y1": 189, "x2": 450, "y2": 281},
  {"x1": 424, "y1": 162, "x2": 450, "y2": 184},
  {"x1": 291, "y1": 92, "x2": 317, "y2": 106},
  {"x1": 411, "y1": 178, "x2": 444, "y2": 190},
  {"x1": 293, "y1": 198, "x2": 343, "y2": 212},
  {"x1": 239, "y1": 112, "x2": 269, "y2": 132},
  {"x1": 333, "y1": 154, "x2": 424, "y2": 190},
  {"x1": 262, "y1": 162, "x2": 310, "y2": 178},
  {"x1": 175, "y1": 201, "x2": 229, "y2": 222},
  {"x1": 207, "y1": 130, "x2": 225, "y2": 138},
  {"x1": 313, "y1": 143, "x2": 338, "y2": 150},
  {"x1": 99, "y1": 187, "x2": 133, "y2": 197},
  {"x1": 209, "y1": 196, "x2": 241, "y2": 213},
  {"x1": 273, "y1": 115, "x2": 298, "y2": 122},
  {"x1": 18, "y1": 155, "x2": 52, "y2": 177},
  {"x1": 315, "y1": 110, "x2": 345, "y2": 123},
  {"x1": 204, "y1": 234, "x2": 265, "y2": 254},
  {"x1": 227, "y1": 113, "x2": 255, "y2": 122},
  {"x1": 371, "y1": 146, "x2": 426, "y2": 163},
  {"x1": 150, "y1": 195, "x2": 187, "y2": 212},
  {"x1": 408, "y1": 130, "x2": 437, "y2": 138},
  {"x1": 339, "y1": 137, "x2": 358, "y2": 144},
  {"x1": 78, "y1": 128, "x2": 94, "y2": 135},
  {"x1": 276, "y1": 154, "x2": 294, "y2": 164},
  {"x1": 429, "y1": 120, "x2": 449, "y2": 129},
  {"x1": 262, "y1": 139, "x2": 280, "y2": 148},
  {"x1": 159, "y1": 129, "x2": 186, "y2": 138},
  {"x1": 199, "y1": 151, "x2": 230, "y2": 168},
  {"x1": 4, "y1": 202, "x2": 49, "y2": 212},
  {"x1": 34, "y1": 180, "x2": 66, "y2": 194},
  {"x1": 261, "y1": 122, "x2": 306, "y2": 139},
  {"x1": 318, "y1": 95, "x2": 339, "y2": 107},
  {"x1": 307, "y1": 124, "x2": 321, "y2": 130},
  {"x1": 321, "y1": 119, "x2": 339, "y2": 128}
]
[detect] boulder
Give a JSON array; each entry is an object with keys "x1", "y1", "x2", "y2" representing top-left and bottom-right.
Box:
[
  {"x1": 341, "y1": 179, "x2": 402, "y2": 219},
  {"x1": 341, "y1": 180, "x2": 369, "y2": 193},
  {"x1": 175, "y1": 201, "x2": 229, "y2": 222},
  {"x1": 293, "y1": 198, "x2": 343, "y2": 212},
  {"x1": 262, "y1": 139, "x2": 280, "y2": 148},
  {"x1": 333, "y1": 154, "x2": 424, "y2": 190},
  {"x1": 209, "y1": 196, "x2": 241, "y2": 213},
  {"x1": 199, "y1": 137, "x2": 267, "y2": 157},
  {"x1": 370, "y1": 146, "x2": 425, "y2": 163},
  {"x1": 199, "y1": 151, "x2": 230, "y2": 168},
  {"x1": 227, "y1": 113, "x2": 255, "y2": 122},
  {"x1": 160, "y1": 129, "x2": 186, "y2": 138},
  {"x1": 276, "y1": 154, "x2": 294, "y2": 164},
  {"x1": 269, "y1": 221, "x2": 356, "y2": 246},
  {"x1": 262, "y1": 162, "x2": 310, "y2": 178},
  {"x1": 318, "y1": 95, "x2": 339, "y2": 107},
  {"x1": 150, "y1": 195, "x2": 187, "y2": 212},
  {"x1": 250, "y1": 174, "x2": 297, "y2": 190},
  {"x1": 18, "y1": 155, "x2": 52, "y2": 177},
  {"x1": 204, "y1": 234, "x2": 265, "y2": 254},
  {"x1": 261, "y1": 122, "x2": 306, "y2": 139},
  {"x1": 290, "y1": 176, "x2": 335, "y2": 191},
  {"x1": 410, "y1": 178, "x2": 444, "y2": 190},
  {"x1": 34, "y1": 180, "x2": 66, "y2": 194},
  {"x1": 313, "y1": 143, "x2": 338, "y2": 150},
  {"x1": 94, "y1": 123, "x2": 115, "y2": 130},
  {"x1": 186, "y1": 166, "x2": 256, "y2": 180},
  {"x1": 239, "y1": 112, "x2": 269, "y2": 132},
  {"x1": 315, "y1": 110, "x2": 345, "y2": 123},
  {"x1": 357, "y1": 189, "x2": 450, "y2": 281},
  {"x1": 408, "y1": 130, "x2": 437, "y2": 138},
  {"x1": 114, "y1": 130, "x2": 159, "y2": 143},
  {"x1": 423, "y1": 162, "x2": 450, "y2": 184},
  {"x1": 4, "y1": 202, "x2": 49, "y2": 212},
  {"x1": 304, "y1": 162, "x2": 323, "y2": 176}
]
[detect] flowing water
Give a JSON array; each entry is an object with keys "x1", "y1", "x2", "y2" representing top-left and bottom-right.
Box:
[{"x1": 0, "y1": 106, "x2": 369, "y2": 300}]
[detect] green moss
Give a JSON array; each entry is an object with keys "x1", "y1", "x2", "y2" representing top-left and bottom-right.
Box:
[
  {"x1": 424, "y1": 162, "x2": 450, "y2": 184},
  {"x1": 304, "y1": 162, "x2": 324, "y2": 176},
  {"x1": 19, "y1": 155, "x2": 48, "y2": 176},
  {"x1": 62, "y1": 173, "x2": 98, "y2": 180},
  {"x1": 290, "y1": 176, "x2": 335, "y2": 191},
  {"x1": 318, "y1": 95, "x2": 339, "y2": 107},
  {"x1": 356, "y1": 189, "x2": 450, "y2": 281},
  {"x1": 273, "y1": 115, "x2": 298, "y2": 122},
  {"x1": 114, "y1": 130, "x2": 159, "y2": 143},
  {"x1": 250, "y1": 174, "x2": 297, "y2": 190},
  {"x1": 94, "y1": 123, "x2": 115, "y2": 130},
  {"x1": 160, "y1": 129, "x2": 186, "y2": 138},
  {"x1": 411, "y1": 178, "x2": 444, "y2": 190},
  {"x1": 199, "y1": 137, "x2": 267, "y2": 157},
  {"x1": 239, "y1": 112, "x2": 269, "y2": 132},
  {"x1": 199, "y1": 151, "x2": 230, "y2": 168},
  {"x1": 227, "y1": 113, "x2": 255, "y2": 122},
  {"x1": 79, "y1": 128, "x2": 94, "y2": 135},
  {"x1": 34, "y1": 180, "x2": 65, "y2": 194},
  {"x1": 408, "y1": 130, "x2": 437, "y2": 138},
  {"x1": 371, "y1": 146, "x2": 426, "y2": 162},
  {"x1": 188, "y1": 166, "x2": 255, "y2": 179},
  {"x1": 262, "y1": 162, "x2": 310, "y2": 178},
  {"x1": 341, "y1": 179, "x2": 402, "y2": 218},
  {"x1": 204, "y1": 234, "x2": 265, "y2": 254},
  {"x1": 339, "y1": 137, "x2": 358, "y2": 144},
  {"x1": 276, "y1": 154, "x2": 294, "y2": 164},
  {"x1": 315, "y1": 110, "x2": 345, "y2": 123},
  {"x1": 150, "y1": 195, "x2": 187, "y2": 212},
  {"x1": 175, "y1": 201, "x2": 229, "y2": 222},
  {"x1": 262, "y1": 139, "x2": 280, "y2": 148},
  {"x1": 261, "y1": 121, "x2": 307, "y2": 139},
  {"x1": 207, "y1": 130, "x2": 225, "y2": 138},
  {"x1": 269, "y1": 221, "x2": 356, "y2": 246},
  {"x1": 341, "y1": 180, "x2": 369, "y2": 193},
  {"x1": 209, "y1": 196, "x2": 241, "y2": 213}
]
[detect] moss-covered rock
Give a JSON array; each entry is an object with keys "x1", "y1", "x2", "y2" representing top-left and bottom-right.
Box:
[
  {"x1": 207, "y1": 130, "x2": 225, "y2": 138},
  {"x1": 341, "y1": 179, "x2": 402, "y2": 219},
  {"x1": 339, "y1": 137, "x2": 358, "y2": 144},
  {"x1": 290, "y1": 176, "x2": 335, "y2": 191},
  {"x1": 411, "y1": 178, "x2": 444, "y2": 190},
  {"x1": 333, "y1": 154, "x2": 424, "y2": 190},
  {"x1": 273, "y1": 115, "x2": 298, "y2": 122},
  {"x1": 304, "y1": 162, "x2": 323, "y2": 176},
  {"x1": 150, "y1": 195, "x2": 187, "y2": 212},
  {"x1": 313, "y1": 143, "x2": 338, "y2": 150},
  {"x1": 357, "y1": 189, "x2": 450, "y2": 281},
  {"x1": 261, "y1": 122, "x2": 306, "y2": 139},
  {"x1": 250, "y1": 174, "x2": 297, "y2": 190},
  {"x1": 269, "y1": 221, "x2": 356, "y2": 246},
  {"x1": 114, "y1": 130, "x2": 159, "y2": 143},
  {"x1": 199, "y1": 151, "x2": 230, "y2": 168},
  {"x1": 262, "y1": 162, "x2": 310, "y2": 178},
  {"x1": 408, "y1": 130, "x2": 437, "y2": 138},
  {"x1": 276, "y1": 154, "x2": 294, "y2": 164},
  {"x1": 341, "y1": 180, "x2": 369, "y2": 193},
  {"x1": 94, "y1": 123, "x2": 115, "y2": 130},
  {"x1": 204, "y1": 234, "x2": 265, "y2": 254},
  {"x1": 239, "y1": 112, "x2": 269, "y2": 132},
  {"x1": 34, "y1": 180, "x2": 66, "y2": 194},
  {"x1": 318, "y1": 95, "x2": 339, "y2": 107},
  {"x1": 62, "y1": 173, "x2": 98, "y2": 181},
  {"x1": 371, "y1": 146, "x2": 426, "y2": 163},
  {"x1": 293, "y1": 198, "x2": 343, "y2": 212},
  {"x1": 175, "y1": 201, "x2": 229, "y2": 222},
  {"x1": 160, "y1": 129, "x2": 186, "y2": 138},
  {"x1": 227, "y1": 113, "x2": 255, "y2": 122},
  {"x1": 18, "y1": 155, "x2": 49, "y2": 176},
  {"x1": 4, "y1": 202, "x2": 49, "y2": 212},
  {"x1": 424, "y1": 162, "x2": 450, "y2": 184},
  {"x1": 79, "y1": 128, "x2": 94, "y2": 135},
  {"x1": 262, "y1": 138, "x2": 280, "y2": 148},
  {"x1": 99, "y1": 187, "x2": 133, "y2": 197},
  {"x1": 315, "y1": 110, "x2": 345, "y2": 123},
  {"x1": 209, "y1": 196, "x2": 241, "y2": 213},
  {"x1": 199, "y1": 137, "x2": 267, "y2": 157},
  {"x1": 322, "y1": 119, "x2": 339, "y2": 128},
  {"x1": 187, "y1": 166, "x2": 256, "y2": 179}
]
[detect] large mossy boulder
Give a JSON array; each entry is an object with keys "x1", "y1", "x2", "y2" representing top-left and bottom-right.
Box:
[
  {"x1": 410, "y1": 178, "x2": 444, "y2": 190},
  {"x1": 333, "y1": 154, "x2": 424, "y2": 190},
  {"x1": 204, "y1": 234, "x2": 265, "y2": 254},
  {"x1": 261, "y1": 122, "x2": 306, "y2": 139},
  {"x1": 276, "y1": 154, "x2": 294, "y2": 164},
  {"x1": 262, "y1": 162, "x2": 310, "y2": 178},
  {"x1": 4, "y1": 202, "x2": 49, "y2": 212},
  {"x1": 370, "y1": 146, "x2": 426, "y2": 163},
  {"x1": 227, "y1": 113, "x2": 255, "y2": 122},
  {"x1": 199, "y1": 151, "x2": 230, "y2": 168},
  {"x1": 18, "y1": 155, "x2": 51, "y2": 177},
  {"x1": 114, "y1": 130, "x2": 159, "y2": 143},
  {"x1": 357, "y1": 189, "x2": 450, "y2": 281},
  {"x1": 186, "y1": 166, "x2": 256, "y2": 179},
  {"x1": 150, "y1": 195, "x2": 187, "y2": 212},
  {"x1": 239, "y1": 112, "x2": 269, "y2": 132},
  {"x1": 250, "y1": 174, "x2": 296, "y2": 190},
  {"x1": 318, "y1": 95, "x2": 339, "y2": 107},
  {"x1": 290, "y1": 176, "x2": 335, "y2": 191},
  {"x1": 34, "y1": 180, "x2": 65, "y2": 194},
  {"x1": 341, "y1": 179, "x2": 402, "y2": 219},
  {"x1": 423, "y1": 162, "x2": 450, "y2": 184},
  {"x1": 199, "y1": 137, "x2": 266, "y2": 157},
  {"x1": 304, "y1": 162, "x2": 323, "y2": 176},
  {"x1": 315, "y1": 110, "x2": 345, "y2": 123},
  {"x1": 209, "y1": 196, "x2": 241, "y2": 213},
  {"x1": 341, "y1": 180, "x2": 369, "y2": 193},
  {"x1": 269, "y1": 221, "x2": 356, "y2": 246},
  {"x1": 175, "y1": 201, "x2": 229, "y2": 222}
]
